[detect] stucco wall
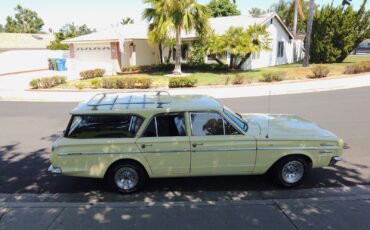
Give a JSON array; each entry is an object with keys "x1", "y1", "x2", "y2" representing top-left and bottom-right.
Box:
[{"x1": 120, "y1": 40, "x2": 160, "y2": 67}]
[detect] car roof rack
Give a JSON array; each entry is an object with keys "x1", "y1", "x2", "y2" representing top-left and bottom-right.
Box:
[{"x1": 87, "y1": 91, "x2": 172, "y2": 110}]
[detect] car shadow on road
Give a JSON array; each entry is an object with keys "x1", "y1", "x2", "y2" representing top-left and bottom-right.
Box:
[{"x1": 0, "y1": 143, "x2": 369, "y2": 203}]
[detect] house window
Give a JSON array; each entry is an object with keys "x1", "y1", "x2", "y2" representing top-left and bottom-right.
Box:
[{"x1": 277, "y1": 41, "x2": 284, "y2": 58}]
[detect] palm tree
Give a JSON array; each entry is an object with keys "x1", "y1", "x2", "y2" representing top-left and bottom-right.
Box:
[
  {"x1": 143, "y1": 0, "x2": 209, "y2": 75},
  {"x1": 215, "y1": 24, "x2": 271, "y2": 69},
  {"x1": 237, "y1": 24, "x2": 271, "y2": 69},
  {"x1": 303, "y1": 0, "x2": 314, "y2": 67},
  {"x1": 120, "y1": 17, "x2": 134, "y2": 25},
  {"x1": 292, "y1": 0, "x2": 305, "y2": 36}
]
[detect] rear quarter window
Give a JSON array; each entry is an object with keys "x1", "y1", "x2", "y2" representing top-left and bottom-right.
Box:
[{"x1": 67, "y1": 114, "x2": 143, "y2": 138}]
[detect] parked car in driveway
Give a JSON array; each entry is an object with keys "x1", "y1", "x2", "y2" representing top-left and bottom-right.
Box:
[{"x1": 49, "y1": 91, "x2": 344, "y2": 193}]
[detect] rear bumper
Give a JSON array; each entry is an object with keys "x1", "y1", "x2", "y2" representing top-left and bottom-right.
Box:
[
  {"x1": 328, "y1": 156, "x2": 342, "y2": 166},
  {"x1": 48, "y1": 165, "x2": 62, "y2": 174}
]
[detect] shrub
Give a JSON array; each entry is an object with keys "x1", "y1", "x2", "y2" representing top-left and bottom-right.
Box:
[
  {"x1": 29, "y1": 76, "x2": 66, "y2": 89},
  {"x1": 30, "y1": 79, "x2": 40, "y2": 89},
  {"x1": 310, "y1": 65, "x2": 330, "y2": 78},
  {"x1": 260, "y1": 71, "x2": 286, "y2": 82},
  {"x1": 97, "y1": 77, "x2": 153, "y2": 89},
  {"x1": 344, "y1": 61, "x2": 370, "y2": 74},
  {"x1": 90, "y1": 79, "x2": 100, "y2": 89},
  {"x1": 232, "y1": 74, "x2": 245, "y2": 85},
  {"x1": 75, "y1": 82, "x2": 85, "y2": 90},
  {"x1": 80, "y1": 68, "x2": 106, "y2": 80},
  {"x1": 169, "y1": 77, "x2": 198, "y2": 88}
]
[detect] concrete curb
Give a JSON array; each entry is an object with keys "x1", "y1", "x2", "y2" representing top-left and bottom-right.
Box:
[
  {"x1": 0, "y1": 194, "x2": 369, "y2": 209},
  {"x1": 0, "y1": 185, "x2": 369, "y2": 207}
]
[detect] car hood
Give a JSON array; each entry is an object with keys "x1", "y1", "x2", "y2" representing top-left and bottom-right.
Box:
[{"x1": 242, "y1": 113, "x2": 339, "y2": 141}]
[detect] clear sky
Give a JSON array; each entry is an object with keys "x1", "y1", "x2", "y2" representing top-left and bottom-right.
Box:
[{"x1": 0, "y1": 0, "x2": 368, "y2": 31}]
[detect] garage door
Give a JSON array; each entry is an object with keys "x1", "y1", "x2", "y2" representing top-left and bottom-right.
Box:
[
  {"x1": 74, "y1": 44, "x2": 113, "y2": 73},
  {"x1": 75, "y1": 44, "x2": 111, "y2": 62}
]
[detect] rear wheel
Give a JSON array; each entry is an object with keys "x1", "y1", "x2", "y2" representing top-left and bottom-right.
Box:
[
  {"x1": 107, "y1": 162, "x2": 147, "y2": 194},
  {"x1": 274, "y1": 156, "x2": 309, "y2": 187}
]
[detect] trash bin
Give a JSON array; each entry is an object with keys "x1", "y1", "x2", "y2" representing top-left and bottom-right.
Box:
[
  {"x1": 56, "y1": 58, "x2": 67, "y2": 71},
  {"x1": 51, "y1": 58, "x2": 58, "y2": 71}
]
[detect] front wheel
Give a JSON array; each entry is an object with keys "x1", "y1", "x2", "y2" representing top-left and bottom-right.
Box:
[
  {"x1": 107, "y1": 162, "x2": 147, "y2": 194},
  {"x1": 274, "y1": 156, "x2": 310, "y2": 187}
]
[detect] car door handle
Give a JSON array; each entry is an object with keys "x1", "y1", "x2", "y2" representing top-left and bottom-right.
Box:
[
  {"x1": 192, "y1": 143, "x2": 204, "y2": 148},
  {"x1": 141, "y1": 144, "x2": 153, "y2": 149}
]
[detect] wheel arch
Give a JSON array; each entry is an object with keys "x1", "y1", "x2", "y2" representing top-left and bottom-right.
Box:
[
  {"x1": 104, "y1": 158, "x2": 151, "y2": 179},
  {"x1": 266, "y1": 153, "x2": 313, "y2": 174}
]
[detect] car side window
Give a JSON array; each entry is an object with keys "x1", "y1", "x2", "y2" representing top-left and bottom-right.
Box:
[
  {"x1": 191, "y1": 112, "x2": 241, "y2": 136},
  {"x1": 143, "y1": 113, "x2": 187, "y2": 137},
  {"x1": 67, "y1": 115, "x2": 143, "y2": 138}
]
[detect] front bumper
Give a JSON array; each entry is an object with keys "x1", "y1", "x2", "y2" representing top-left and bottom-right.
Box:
[
  {"x1": 48, "y1": 165, "x2": 62, "y2": 174},
  {"x1": 328, "y1": 156, "x2": 342, "y2": 166}
]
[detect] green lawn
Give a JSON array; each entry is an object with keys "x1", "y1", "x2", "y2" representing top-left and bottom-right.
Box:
[{"x1": 58, "y1": 55, "x2": 370, "y2": 89}]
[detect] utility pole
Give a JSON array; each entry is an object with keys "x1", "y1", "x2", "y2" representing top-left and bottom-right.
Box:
[{"x1": 303, "y1": 0, "x2": 315, "y2": 67}]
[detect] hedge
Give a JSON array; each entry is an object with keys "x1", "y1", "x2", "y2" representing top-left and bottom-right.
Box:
[
  {"x1": 80, "y1": 69, "x2": 106, "y2": 80},
  {"x1": 260, "y1": 71, "x2": 286, "y2": 82},
  {"x1": 169, "y1": 77, "x2": 198, "y2": 88},
  {"x1": 92, "y1": 77, "x2": 152, "y2": 89},
  {"x1": 30, "y1": 76, "x2": 66, "y2": 89}
]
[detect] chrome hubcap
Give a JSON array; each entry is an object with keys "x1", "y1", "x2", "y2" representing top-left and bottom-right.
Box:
[
  {"x1": 282, "y1": 161, "x2": 304, "y2": 184},
  {"x1": 114, "y1": 167, "x2": 138, "y2": 190}
]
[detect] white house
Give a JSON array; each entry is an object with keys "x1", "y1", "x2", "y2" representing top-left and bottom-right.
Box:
[{"x1": 62, "y1": 13, "x2": 304, "y2": 74}]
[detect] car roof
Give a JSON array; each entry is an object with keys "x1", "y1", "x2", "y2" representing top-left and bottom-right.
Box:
[{"x1": 71, "y1": 92, "x2": 223, "y2": 116}]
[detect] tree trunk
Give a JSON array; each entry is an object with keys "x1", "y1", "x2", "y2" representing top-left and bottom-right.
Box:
[
  {"x1": 158, "y1": 43, "x2": 163, "y2": 64},
  {"x1": 236, "y1": 53, "x2": 252, "y2": 69},
  {"x1": 303, "y1": 0, "x2": 315, "y2": 67},
  {"x1": 173, "y1": 27, "x2": 182, "y2": 75},
  {"x1": 214, "y1": 57, "x2": 224, "y2": 65},
  {"x1": 166, "y1": 48, "x2": 172, "y2": 64},
  {"x1": 293, "y1": 0, "x2": 299, "y2": 37},
  {"x1": 229, "y1": 55, "x2": 234, "y2": 70}
]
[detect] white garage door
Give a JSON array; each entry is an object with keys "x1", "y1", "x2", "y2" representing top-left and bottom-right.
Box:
[
  {"x1": 75, "y1": 44, "x2": 111, "y2": 62},
  {"x1": 74, "y1": 44, "x2": 113, "y2": 74}
]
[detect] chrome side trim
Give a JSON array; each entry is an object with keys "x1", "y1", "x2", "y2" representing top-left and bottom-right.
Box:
[
  {"x1": 58, "y1": 149, "x2": 191, "y2": 156},
  {"x1": 258, "y1": 146, "x2": 341, "y2": 151},
  {"x1": 58, "y1": 151, "x2": 141, "y2": 156},
  {"x1": 192, "y1": 148, "x2": 256, "y2": 153}
]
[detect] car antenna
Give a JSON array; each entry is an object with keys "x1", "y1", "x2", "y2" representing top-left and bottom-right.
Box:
[{"x1": 266, "y1": 90, "x2": 271, "y2": 139}]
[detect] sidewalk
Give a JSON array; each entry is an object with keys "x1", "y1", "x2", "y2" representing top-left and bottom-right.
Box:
[
  {"x1": 1, "y1": 186, "x2": 370, "y2": 229},
  {"x1": 0, "y1": 73, "x2": 370, "y2": 102}
]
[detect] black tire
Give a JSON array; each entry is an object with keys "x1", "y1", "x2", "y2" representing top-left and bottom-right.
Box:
[
  {"x1": 106, "y1": 162, "x2": 148, "y2": 194},
  {"x1": 273, "y1": 156, "x2": 310, "y2": 188}
]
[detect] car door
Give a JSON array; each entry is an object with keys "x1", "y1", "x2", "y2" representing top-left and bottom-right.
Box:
[
  {"x1": 189, "y1": 112, "x2": 256, "y2": 175},
  {"x1": 136, "y1": 112, "x2": 191, "y2": 176}
]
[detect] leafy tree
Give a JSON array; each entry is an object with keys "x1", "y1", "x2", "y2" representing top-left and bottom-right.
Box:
[
  {"x1": 249, "y1": 8, "x2": 269, "y2": 17},
  {"x1": 120, "y1": 17, "x2": 135, "y2": 25},
  {"x1": 48, "y1": 23, "x2": 96, "y2": 50},
  {"x1": 0, "y1": 24, "x2": 4, "y2": 32},
  {"x1": 210, "y1": 24, "x2": 271, "y2": 69},
  {"x1": 207, "y1": 0, "x2": 240, "y2": 17},
  {"x1": 5, "y1": 5, "x2": 44, "y2": 33},
  {"x1": 144, "y1": 0, "x2": 209, "y2": 74},
  {"x1": 309, "y1": 0, "x2": 370, "y2": 63}
]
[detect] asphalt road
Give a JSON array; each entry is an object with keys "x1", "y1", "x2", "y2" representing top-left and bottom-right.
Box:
[{"x1": 0, "y1": 87, "x2": 369, "y2": 199}]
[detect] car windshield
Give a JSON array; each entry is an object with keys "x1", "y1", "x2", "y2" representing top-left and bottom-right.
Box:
[{"x1": 223, "y1": 107, "x2": 248, "y2": 132}]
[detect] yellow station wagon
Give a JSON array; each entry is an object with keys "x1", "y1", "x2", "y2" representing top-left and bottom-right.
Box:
[{"x1": 49, "y1": 91, "x2": 344, "y2": 193}]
